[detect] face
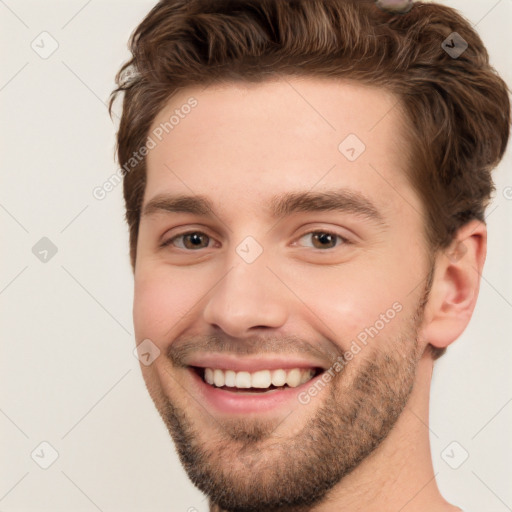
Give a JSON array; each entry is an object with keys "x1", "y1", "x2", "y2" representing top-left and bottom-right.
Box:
[{"x1": 133, "y1": 77, "x2": 432, "y2": 511}]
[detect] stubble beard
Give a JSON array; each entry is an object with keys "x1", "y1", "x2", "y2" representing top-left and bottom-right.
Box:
[{"x1": 150, "y1": 293, "x2": 428, "y2": 512}]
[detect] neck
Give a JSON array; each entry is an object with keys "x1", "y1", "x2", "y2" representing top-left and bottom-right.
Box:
[{"x1": 210, "y1": 352, "x2": 461, "y2": 512}]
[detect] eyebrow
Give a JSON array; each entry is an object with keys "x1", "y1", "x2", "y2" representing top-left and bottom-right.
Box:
[{"x1": 142, "y1": 189, "x2": 386, "y2": 226}]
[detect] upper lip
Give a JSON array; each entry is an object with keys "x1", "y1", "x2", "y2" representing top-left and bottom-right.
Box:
[{"x1": 186, "y1": 353, "x2": 329, "y2": 373}]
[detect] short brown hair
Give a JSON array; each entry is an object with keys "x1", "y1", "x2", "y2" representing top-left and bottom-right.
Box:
[{"x1": 110, "y1": 0, "x2": 510, "y2": 272}]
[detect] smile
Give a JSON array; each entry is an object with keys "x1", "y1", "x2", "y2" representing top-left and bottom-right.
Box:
[
  {"x1": 185, "y1": 361, "x2": 327, "y2": 414},
  {"x1": 200, "y1": 367, "x2": 319, "y2": 391}
]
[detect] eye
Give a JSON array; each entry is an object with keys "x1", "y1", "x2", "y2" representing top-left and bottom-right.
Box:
[
  {"x1": 295, "y1": 230, "x2": 350, "y2": 250},
  {"x1": 160, "y1": 229, "x2": 351, "y2": 252},
  {"x1": 161, "y1": 231, "x2": 213, "y2": 250}
]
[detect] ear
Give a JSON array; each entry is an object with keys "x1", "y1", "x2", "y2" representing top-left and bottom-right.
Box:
[{"x1": 420, "y1": 220, "x2": 487, "y2": 350}]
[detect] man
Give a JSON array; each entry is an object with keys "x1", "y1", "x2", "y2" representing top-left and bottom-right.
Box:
[{"x1": 109, "y1": 0, "x2": 510, "y2": 510}]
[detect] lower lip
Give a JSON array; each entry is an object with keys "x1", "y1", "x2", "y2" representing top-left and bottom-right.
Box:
[{"x1": 188, "y1": 368, "x2": 322, "y2": 415}]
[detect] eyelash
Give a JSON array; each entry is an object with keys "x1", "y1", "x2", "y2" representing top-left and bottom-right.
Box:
[{"x1": 160, "y1": 229, "x2": 352, "y2": 251}]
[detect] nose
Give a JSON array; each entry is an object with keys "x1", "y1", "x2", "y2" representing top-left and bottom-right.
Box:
[{"x1": 202, "y1": 254, "x2": 289, "y2": 338}]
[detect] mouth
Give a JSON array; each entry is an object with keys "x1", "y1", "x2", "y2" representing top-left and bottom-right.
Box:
[
  {"x1": 185, "y1": 362, "x2": 328, "y2": 414},
  {"x1": 191, "y1": 366, "x2": 323, "y2": 394}
]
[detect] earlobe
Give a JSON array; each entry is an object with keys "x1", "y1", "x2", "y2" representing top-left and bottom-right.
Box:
[{"x1": 420, "y1": 220, "x2": 487, "y2": 350}]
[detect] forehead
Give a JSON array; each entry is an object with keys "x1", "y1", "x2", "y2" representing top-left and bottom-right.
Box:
[{"x1": 144, "y1": 77, "x2": 418, "y2": 220}]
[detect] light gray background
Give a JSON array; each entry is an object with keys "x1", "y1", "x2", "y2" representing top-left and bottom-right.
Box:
[{"x1": 1, "y1": 1, "x2": 511, "y2": 511}]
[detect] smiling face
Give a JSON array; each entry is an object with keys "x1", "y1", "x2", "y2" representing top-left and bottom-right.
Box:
[{"x1": 133, "y1": 77, "x2": 434, "y2": 510}]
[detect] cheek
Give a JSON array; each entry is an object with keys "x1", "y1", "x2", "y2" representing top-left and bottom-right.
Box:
[
  {"x1": 315, "y1": 283, "x2": 390, "y2": 341},
  {"x1": 133, "y1": 266, "x2": 204, "y2": 345},
  {"x1": 292, "y1": 260, "x2": 410, "y2": 350}
]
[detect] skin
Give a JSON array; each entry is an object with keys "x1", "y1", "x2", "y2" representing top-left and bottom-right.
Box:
[{"x1": 132, "y1": 77, "x2": 486, "y2": 511}]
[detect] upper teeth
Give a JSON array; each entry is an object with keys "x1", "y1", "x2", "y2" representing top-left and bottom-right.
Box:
[{"x1": 203, "y1": 368, "x2": 316, "y2": 389}]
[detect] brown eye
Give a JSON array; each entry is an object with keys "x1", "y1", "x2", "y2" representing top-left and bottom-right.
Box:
[
  {"x1": 165, "y1": 232, "x2": 211, "y2": 250},
  {"x1": 297, "y1": 231, "x2": 347, "y2": 250}
]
